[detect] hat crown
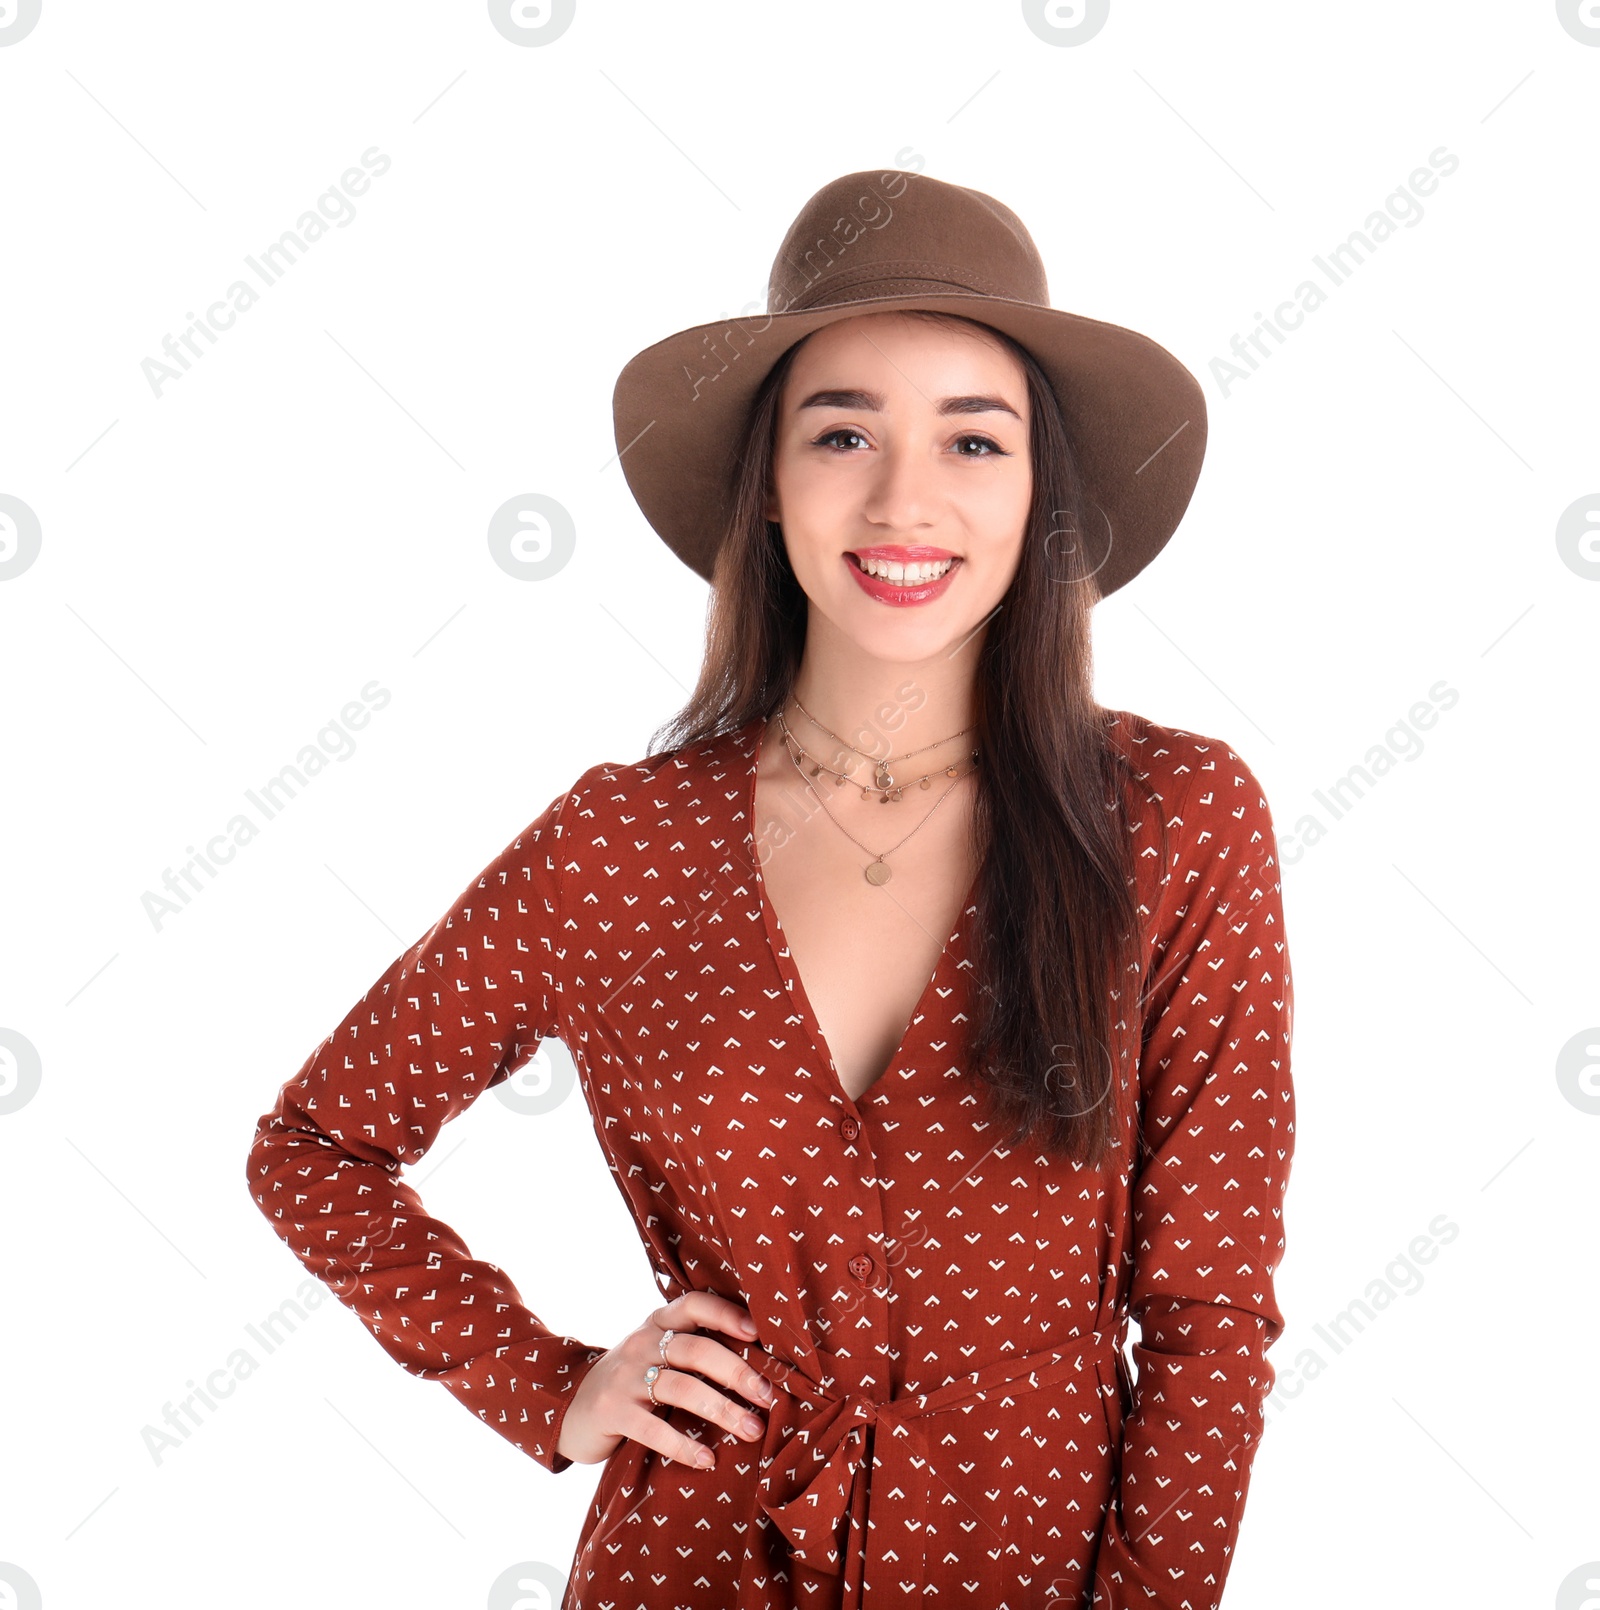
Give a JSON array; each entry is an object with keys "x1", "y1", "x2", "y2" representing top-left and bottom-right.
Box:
[{"x1": 766, "y1": 170, "x2": 1050, "y2": 317}]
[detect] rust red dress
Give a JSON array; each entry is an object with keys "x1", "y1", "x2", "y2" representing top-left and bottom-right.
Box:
[{"x1": 246, "y1": 710, "x2": 1296, "y2": 1609}]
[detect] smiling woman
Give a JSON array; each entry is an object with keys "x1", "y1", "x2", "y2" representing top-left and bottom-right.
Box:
[
  {"x1": 771, "y1": 325, "x2": 1032, "y2": 622},
  {"x1": 247, "y1": 168, "x2": 1295, "y2": 1610}
]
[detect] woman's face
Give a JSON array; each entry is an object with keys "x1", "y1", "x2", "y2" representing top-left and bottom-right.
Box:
[{"x1": 765, "y1": 312, "x2": 1032, "y2": 663}]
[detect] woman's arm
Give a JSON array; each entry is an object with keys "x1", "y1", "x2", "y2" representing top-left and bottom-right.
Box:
[
  {"x1": 244, "y1": 768, "x2": 609, "y2": 1474},
  {"x1": 1092, "y1": 742, "x2": 1297, "y2": 1609}
]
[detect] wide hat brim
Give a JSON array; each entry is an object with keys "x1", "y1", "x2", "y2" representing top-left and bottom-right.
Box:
[{"x1": 611, "y1": 288, "x2": 1207, "y2": 600}]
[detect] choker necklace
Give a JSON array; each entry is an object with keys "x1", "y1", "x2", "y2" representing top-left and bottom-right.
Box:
[
  {"x1": 776, "y1": 707, "x2": 980, "y2": 805},
  {"x1": 771, "y1": 703, "x2": 978, "y2": 885},
  {"x1": 784, "y1": 694, "x2": 979, "y2": 801}
]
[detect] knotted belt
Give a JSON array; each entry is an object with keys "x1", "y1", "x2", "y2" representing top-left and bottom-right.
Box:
[{"x1": 744, "y1": 1321, "x2": 1126, "y2": 1603}]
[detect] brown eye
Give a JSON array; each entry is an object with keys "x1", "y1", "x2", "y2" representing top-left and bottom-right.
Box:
[
  {"x1": 954, "y1": 434, "x2": 1004, "y2": 456},
  {"x1": 814, "y1": 428, "x2": 868, "y2": 452}
]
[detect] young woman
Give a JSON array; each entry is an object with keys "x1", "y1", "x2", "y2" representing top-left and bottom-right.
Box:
[{"x1": 247, "y1": 170, "x2": 1296, "y2": 1610}]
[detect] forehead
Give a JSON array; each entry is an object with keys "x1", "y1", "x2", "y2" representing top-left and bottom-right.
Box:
[{"x1": 781, "y1": 312, "x2": 1027, "y2": 404}]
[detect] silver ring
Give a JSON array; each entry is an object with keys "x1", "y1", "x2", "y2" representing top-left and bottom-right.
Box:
[{"x1": 646, "y1": 1327, "x2": 677, "y2": 1411}]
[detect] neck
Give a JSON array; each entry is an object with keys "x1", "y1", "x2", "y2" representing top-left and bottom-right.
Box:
[{"x1": 781, "y1": 619, "x2": 983, "y2": 769}]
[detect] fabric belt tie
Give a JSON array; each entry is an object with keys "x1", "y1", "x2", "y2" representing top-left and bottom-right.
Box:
[{"x1": 749, "y1": 1323, "x2": 1124, "y2": 1599}]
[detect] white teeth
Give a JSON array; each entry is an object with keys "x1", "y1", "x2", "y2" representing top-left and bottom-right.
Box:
[{"x1": 856, "y1": 556, "x2": 955, "y2": 584}]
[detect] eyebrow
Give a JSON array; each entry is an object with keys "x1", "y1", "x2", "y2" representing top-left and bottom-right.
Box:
[{"x1": 795, "y1": 387, "x2": 1023, "y2": 422}]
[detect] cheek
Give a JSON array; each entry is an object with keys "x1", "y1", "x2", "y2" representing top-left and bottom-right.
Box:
[
  {"x1": 777, "y1": 465, "x2": 852, "y2": 541},
  {"x1": 966, "y1": 472, "x2": 1031, "y2": 540},
  {"x1": 783, "y1": 455, "x2": 839, "y2": 500}
]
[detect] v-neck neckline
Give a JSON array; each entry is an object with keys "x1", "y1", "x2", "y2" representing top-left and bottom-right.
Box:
[{"x1": 737, "y1": 716, "x2": 979, "y2": 1111}]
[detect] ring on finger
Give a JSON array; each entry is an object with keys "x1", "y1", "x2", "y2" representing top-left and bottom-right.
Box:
[
  {"x1": 647, "y1": 1326, "x2": 676, "y2": 1403},
  {"x1": 645, "y1": 1329, "x2": 676, "y2": 1408}
]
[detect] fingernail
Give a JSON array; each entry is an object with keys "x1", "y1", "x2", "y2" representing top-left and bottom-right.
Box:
[
  {"x1": 696, "y1": 1447, "x2": 715, "y2": 1468},
  {"x1": 741, "y1": 1415, "x2": 763, "y2": 1437},
  {"x1": 741, "y1": 1316, "x2": 759, "y2": 1336}
]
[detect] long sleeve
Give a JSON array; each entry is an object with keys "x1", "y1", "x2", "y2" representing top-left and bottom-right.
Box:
[
  {"x1": 244, "y1": 771, "x2": 609, "y2": 1474},
  {"x1": 1092, "y1": 743, "x2": 1296, "y2": 1609}
]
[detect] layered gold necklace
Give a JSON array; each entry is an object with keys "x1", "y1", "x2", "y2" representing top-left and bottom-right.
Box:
[{"x1": 772, "y1": 694, "x2": 980, "y2": 886}]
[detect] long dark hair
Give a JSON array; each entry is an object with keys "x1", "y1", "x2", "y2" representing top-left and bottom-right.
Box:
[{"x1": 646, "y1": 310, "x2": 1160, "y2": 1170}]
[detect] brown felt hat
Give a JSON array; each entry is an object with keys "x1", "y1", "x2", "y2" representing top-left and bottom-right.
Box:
[{"x1": 611, "y1": 168, "x2": 1207, "y2": 599}]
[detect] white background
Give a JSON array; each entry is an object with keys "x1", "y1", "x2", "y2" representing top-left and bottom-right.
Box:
[{"x1": 2, "y1": 3, "x2": 1597, "y2": 1606}]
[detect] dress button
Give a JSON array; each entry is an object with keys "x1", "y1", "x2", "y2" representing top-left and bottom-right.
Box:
[
  {"x1": 840, "y1": 1115, "x2": 860, "y2": 1142},
  {"x1": 848, "y1": 1254, "x2": 874, "y2": 1282}
]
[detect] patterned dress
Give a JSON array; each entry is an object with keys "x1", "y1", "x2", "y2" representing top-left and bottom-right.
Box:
[{"x1": 246, "y1": 710, "x2": 1296, "y2": 1609}]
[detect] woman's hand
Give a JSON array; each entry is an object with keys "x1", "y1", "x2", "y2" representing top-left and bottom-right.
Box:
[{"x1": 555, "y1": 1292, "x2": 777, "y2": 1469}]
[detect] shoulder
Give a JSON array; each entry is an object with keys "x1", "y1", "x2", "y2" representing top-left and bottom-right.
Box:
[
  {"x1": 553, "y1": 720, "x2": 759, "y2": 844},
  {"x1": 1103, "y1": 707, "x2": 1263, "y2": 806},
  {"x1": 534, "y1": 724, "x2": 761, "y2": 935},
  {"x1": 1104, "y1": 707, "x2": 1277, "y2": 824},
  {"x1": 1101, "y1": 709, "x2": 1284, "y2": 923}
]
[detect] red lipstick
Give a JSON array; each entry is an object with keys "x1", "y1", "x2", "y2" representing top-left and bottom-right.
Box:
[
  {"x1": 847, "y1": 544, "x2": 959, "y2": 563},
  {"x1": 843, "y1": 546, "x2": 962, "y2": 607}
]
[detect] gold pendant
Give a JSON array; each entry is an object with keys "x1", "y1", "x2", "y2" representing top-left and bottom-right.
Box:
[
  {"x1": 864, "y1": 860, "x2": 892, "y2": 886},
  {"x1": 873, "y1": 759, "x2": 894, "y2": 791}
]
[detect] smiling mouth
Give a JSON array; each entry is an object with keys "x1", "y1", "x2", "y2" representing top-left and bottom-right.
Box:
[{"x1": 847, "y1": 553, "x2": 961, "y2": 584}]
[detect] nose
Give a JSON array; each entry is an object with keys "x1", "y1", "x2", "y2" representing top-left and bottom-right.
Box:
[{"x1": 859, "y1": 438, "x2": 938, "y2": 535}]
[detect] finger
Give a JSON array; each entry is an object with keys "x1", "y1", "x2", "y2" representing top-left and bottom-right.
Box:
[
  {"x1": 637, "y1": 1366, "x2": 766, "y2": 1465},
  {"x1": 628, "y1": 1400, "x2": 718, "y2": 1470},
  {"x1": 668, "y1": 1365, "x2": 771, "y2": 1445},
  {"x1": 652, "y1": 1290, "x2": 761, "y2": 1343},
  {"x1": 623, "y1": 1370, "x2": 721, "y2": 1469},
  {"x1": 656, "y1": 1326, "x2": 777, "y2": 1416}
]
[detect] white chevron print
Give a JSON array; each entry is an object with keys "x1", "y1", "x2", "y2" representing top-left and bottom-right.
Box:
[{"x1": 246, "y1": 709, "x2": 1295, "y2": 1610}]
